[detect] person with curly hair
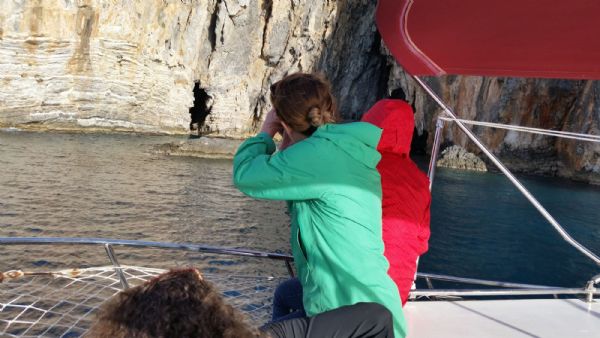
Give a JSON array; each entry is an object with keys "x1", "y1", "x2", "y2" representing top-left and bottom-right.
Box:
[
  {"x1": 85, "y1": 268, "x2": 261, "y2": 338},
  {"x1": 86, "y1": 268, "x2": 394, "y2": 338}
]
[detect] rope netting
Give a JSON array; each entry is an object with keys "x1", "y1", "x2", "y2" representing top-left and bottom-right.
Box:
[{"x1": 0, "y1": 266, "x2": 284, "y2": 337}]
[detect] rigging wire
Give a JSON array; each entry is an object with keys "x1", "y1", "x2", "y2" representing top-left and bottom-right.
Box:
[{"x1": 439, "y1": 117, "x2": 600, "y2": 143}]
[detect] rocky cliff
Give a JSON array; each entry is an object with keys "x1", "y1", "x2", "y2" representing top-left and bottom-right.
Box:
[
  {"x1": 0, "y1": 0, "x2": 344, "y2": 136},
  {"x1": 396, "y1": 74, "x2": 600, "y2": 184},
  {"x1": 1, "y1": 0, "x2": 598, "y2": 183}
]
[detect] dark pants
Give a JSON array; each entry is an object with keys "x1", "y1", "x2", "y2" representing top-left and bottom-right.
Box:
[
  {"x1": 272, "y1": 278, "x2": 305, "y2": 322},
  {"x1": 262, "y1": 302, "x2": 394, "y2": 338}
]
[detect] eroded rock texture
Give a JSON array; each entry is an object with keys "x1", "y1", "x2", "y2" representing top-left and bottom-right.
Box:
[
  {"x1": 1, "y1": 0, "x2": 202, "y2": 133},
  {"x1": 1, "y1": 0, "x2": 598, "y2": 182},
  {"x1": 0, "y1": 0, "x2": 343, "y2": 136},
  {"x1": 391, "y1": 73, "x2": 600, "y2": 183},
  {"x1": 437, "y1": 145, "x2": 487, "y2": 172}
]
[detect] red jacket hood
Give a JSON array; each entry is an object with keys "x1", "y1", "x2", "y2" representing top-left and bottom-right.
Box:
[{"x1": 361, "y1": 99, "x2": 414, "y2": 155}]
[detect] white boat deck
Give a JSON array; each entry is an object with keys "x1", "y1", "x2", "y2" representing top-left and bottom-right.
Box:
[{"x1": 404, "y1": 298, "x2": 600, "y2": 337}]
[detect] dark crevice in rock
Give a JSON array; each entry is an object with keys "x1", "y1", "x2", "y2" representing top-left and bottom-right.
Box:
[
  {"x1": 208, "y1": 0, "x2": 221, "y2": 52},
  {"x1": 220, "y1": 25, "x2": 225, "y2": 45},
  {"x1": 389, "y1": 87, "x2": 407, "y2": 101},
  {"x1": 259, "y1": 0, "x2": 273, "y2": 61},
  {"x1": 411, "y1": 129, "x2": 429, "y2": 156},
  {"x1": 318, "y1": 0, "x2": 388, "y2": 120},
  {"x1": 374, "y1": 32, "x2": 392, "y2": 99},
  {"x1": 251, "y1": 72, "x2": 273, "y2": 132},
  {"x1": 184, "y1": 7, "x2": 193, "y2": 30},
  {"x1": 389, "y1": 87, "x2": 428, "y2": 155},
  {"x1": 370, "y1": 30, "x2": 382, "y2": 55},
  {"x1": 251, "y1": 101, "x2": 262, "y2": 131},
  {"x1": 189, "y1": 82, "x2": 212, "y2": 137}
]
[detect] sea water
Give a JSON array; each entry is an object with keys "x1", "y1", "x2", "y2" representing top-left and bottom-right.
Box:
[{"x1": 1, "y1": 130, "x2": 599, "y2": 287}]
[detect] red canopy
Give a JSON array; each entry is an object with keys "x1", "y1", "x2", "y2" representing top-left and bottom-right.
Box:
[{"x1": 376, "y1": 0, "x2": 600, "y2": 79}]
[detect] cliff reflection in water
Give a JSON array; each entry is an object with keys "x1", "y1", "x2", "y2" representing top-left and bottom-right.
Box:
[{"x1": 1, "y1": 130, "x2": 599, "y2": 287}]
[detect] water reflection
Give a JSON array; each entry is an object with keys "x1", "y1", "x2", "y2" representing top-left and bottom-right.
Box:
[
  {"x1": 0, "y1": 131, "x2": 290, "y2": 276},
  {"x1": 1, "y1": 131, "x2": 599, "y2": 287}
]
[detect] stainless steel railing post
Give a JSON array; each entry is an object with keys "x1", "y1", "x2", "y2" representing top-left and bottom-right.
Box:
[
  {"x1": 427, "y1": 118, "x2": 445, "y2": 191},
  {"x1": 585, "y1": 273, "x2": 600, "y2": 303},
  {"x1": 104, "y1": 243, "x2": 130, "y2": 290}
]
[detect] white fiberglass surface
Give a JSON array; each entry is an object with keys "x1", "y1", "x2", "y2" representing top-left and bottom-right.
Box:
[{"x1": 404, "y1": 299, "x2": 600, "y2": 337}]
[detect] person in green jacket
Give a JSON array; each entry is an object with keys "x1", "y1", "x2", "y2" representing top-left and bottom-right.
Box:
[{"x1": 233, "y1": 73, "x2": 406, "y2": 338}]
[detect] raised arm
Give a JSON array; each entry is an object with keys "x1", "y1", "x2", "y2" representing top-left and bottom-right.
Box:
[{"x1": 233, "y1": 132, "x2": 327, "y2": 201}]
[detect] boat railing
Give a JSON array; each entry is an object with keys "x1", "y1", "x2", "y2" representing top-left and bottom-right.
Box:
[
  {"x1": 2, "y1": 80, "x2": 599, "y2": 303},
  {"x1": 414, "y1": 75, "x2": 600, "y2": 270},
  {"x1": 0, "y1": 236, "x2": 296, "y2": 289},
  {"x1": 0, "y1": 237, "x2": 295, "y2": 335},
  {"x1": 416, "y1": 272, "x2": 557, "y2": 289},
  {"x1": 413, "y1": 272, "x2": 599, "y2": 302},
  {"x1": 1, "y1": 236, "x2": 598, "y2": 302}
]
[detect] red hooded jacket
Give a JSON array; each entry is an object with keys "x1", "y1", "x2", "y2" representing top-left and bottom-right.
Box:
[{"x1": 362, "y1": 99, "x2": 431, "y2": 305}]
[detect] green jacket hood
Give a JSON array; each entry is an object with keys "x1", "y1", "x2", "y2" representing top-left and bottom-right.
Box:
[{"x1": 312, "y1": 122, "x2": 382, "y2": 169}]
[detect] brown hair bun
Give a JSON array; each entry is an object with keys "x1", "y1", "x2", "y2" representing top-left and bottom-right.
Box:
[
  {"x1": 308, "y1": 107, "x2": 323, "y2": 127},
  {"x1": 270, "y1": 73, "x2": 339, "y2": 135}
]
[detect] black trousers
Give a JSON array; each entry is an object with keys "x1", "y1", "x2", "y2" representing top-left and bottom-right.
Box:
[{"x1": 262, "y1": 302, "x2": 394, "y2": 338}]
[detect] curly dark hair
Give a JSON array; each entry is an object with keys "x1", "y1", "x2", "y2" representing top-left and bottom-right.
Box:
[{"x1": 85, "y1": 268, "x2": 265, "y2": 338}]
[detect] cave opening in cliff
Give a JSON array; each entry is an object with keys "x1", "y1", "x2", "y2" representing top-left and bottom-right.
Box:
[{"x1": 189, "y1": 82, "x2": 212, "y2": 137}]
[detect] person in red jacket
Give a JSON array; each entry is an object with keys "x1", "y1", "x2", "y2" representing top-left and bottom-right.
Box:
[{"x1": 361, "y1": 98, "x2": 431, "y2": 305}]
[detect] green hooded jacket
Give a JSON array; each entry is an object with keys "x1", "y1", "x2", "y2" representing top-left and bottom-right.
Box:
[{"x1": 233, "y1": 122, "x2": 406, "y2": 338}]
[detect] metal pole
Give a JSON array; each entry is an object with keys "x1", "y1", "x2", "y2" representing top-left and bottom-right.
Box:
[
  {"x1": 0, "y1": 237, "x2": 294, "y2": 262},
  {"x1": 410, "y1": 288, "x2": 600, "y2": 297},
  {"x1": 285, "y1": 260, "x2": 295, "y2": 278},
  {"x1": 428, "y1": 119, "x2": 445, "y2": 191},
  {"x1": 412, "y1": 75, "x2": 600, "y2": 266},
  {"x1": 104, "y1": 243, "x2": 130, "y2": 290},
  {"x1": 425, "y1": 277, "x2": 434, "y2": 290},
  {"x1": 417, "y1": 272, "x2": 556, "y2": 289},
  {"x1": 585, "y1": 273, "x2": 600, "y2": 303}
]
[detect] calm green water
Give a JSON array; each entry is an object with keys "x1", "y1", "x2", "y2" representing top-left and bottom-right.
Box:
[{"x1": 1, "y1": 130, "x2": 599, "y2": 287}]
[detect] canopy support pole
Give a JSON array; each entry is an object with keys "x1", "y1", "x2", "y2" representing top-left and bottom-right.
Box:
[{"x1": 412, "y1": 75, "x2": 600, "y2": 267}]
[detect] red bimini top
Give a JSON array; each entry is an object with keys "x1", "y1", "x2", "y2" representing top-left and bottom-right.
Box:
[{"x1": 376, "y1": 0, "x2": 600, "y2": 80}]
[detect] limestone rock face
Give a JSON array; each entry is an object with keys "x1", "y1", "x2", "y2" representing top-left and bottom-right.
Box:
[
  {"x1": 0, "y1": 0, "x2": 204, "y2": 133},
  {"x1": 0, "y1": 0, "x2": 341, "y2": 136},
  {"x1": 436, "y1": 145, "x2": 487, "y2": 172}
]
